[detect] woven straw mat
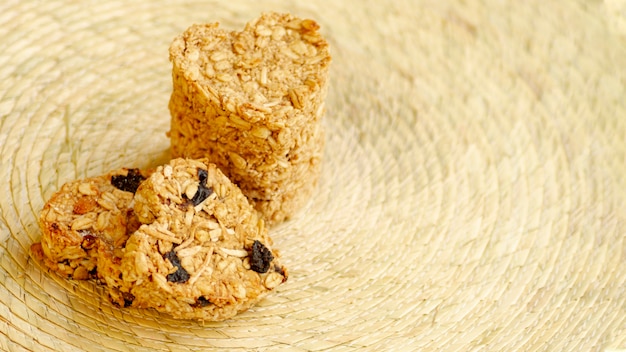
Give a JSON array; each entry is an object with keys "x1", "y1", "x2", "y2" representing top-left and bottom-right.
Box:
[{"x1": 1, "y1": 0, "x2": 625, "y2": 351}]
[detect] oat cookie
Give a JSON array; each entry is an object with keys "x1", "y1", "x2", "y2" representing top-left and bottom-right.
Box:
[
  {"x1": 31, "y1": 168, "x2": 149, "y2": 280},
  {"x1": 108, "y1": 158, "x2": 287, "y2": 321},
  {"x1": 168, "y1": 12, "x2": 331, "y2": 225}
]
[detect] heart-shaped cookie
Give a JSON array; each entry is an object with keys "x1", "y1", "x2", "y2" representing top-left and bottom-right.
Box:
[
  {"x1": 32, "y1": 168, "x2": 149, "y2": 281},
  {"x1": 107, "y1": 158, "x2": 287, "y2": 321}
]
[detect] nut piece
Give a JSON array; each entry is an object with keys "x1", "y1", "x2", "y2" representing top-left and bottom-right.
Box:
[{"x1": 264, "y1": 271, "x2": 285, "y2": 289}]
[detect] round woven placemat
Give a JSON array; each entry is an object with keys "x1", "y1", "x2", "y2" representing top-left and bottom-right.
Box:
[{"x1": 1, "y1": 0, "x2": 625, "y2": 351}]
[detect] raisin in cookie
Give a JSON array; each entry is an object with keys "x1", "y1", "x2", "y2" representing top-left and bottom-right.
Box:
[
  {"x1": 107, "y1": 158, "x2": 287, "y2": 321},
  {"x1": 31, "y1": 168, "x2": 149, "y2": 280},
  {"x1": 168, "y1": 12, "x2": 331, "y2": 225}
]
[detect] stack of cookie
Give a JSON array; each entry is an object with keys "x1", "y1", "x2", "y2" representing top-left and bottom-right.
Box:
[
  {"x1": 30, "y1": 12, "x2": 330, "y2": 321},
  {"x1": 168, "y1": 12, "x2": 331, "y2": 225}
]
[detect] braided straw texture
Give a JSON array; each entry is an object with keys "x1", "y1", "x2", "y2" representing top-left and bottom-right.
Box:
[{"x1": 1, "y1": 0, "x2": 625, "y2": 351}]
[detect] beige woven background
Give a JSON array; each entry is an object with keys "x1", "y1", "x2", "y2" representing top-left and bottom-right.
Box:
[{"x1": 1, "y1": 0, "x2": 625, "y2": 350}]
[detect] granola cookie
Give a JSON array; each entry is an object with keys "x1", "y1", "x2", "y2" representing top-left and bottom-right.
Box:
[
  {"x1": 108, "y1": 158, "x2": 287, "y2": 321},
  {"x1": 31, "y1": 168, "x2": 149, "y2": 280},
  {"x1": 168, "y1": 12, "x2": 331, "y2": 225}
]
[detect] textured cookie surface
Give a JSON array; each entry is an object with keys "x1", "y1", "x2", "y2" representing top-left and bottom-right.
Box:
[
  {"x1": 32, "y1": 168, "x2": 148, "y2": 280},
  {"x1": 168, "y1": 12, "x2": 331, "y2": 225},
  {"x1": 108, "y1": 158, "x2": 287, "y2": 321}
]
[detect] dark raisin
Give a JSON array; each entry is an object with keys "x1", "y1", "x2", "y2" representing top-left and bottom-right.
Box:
[
  {"x1": 80, "y1": 233, "x2": 97, "y2": 250},
  {"x1": 198, "y1": 168, "x2": 208, "y2": 186},
  {"x1": 249, "y1": 240, "x2": 274, "y2": 273},
  {"x1": 163, "y1": 250, "x2": 190, "y2": 283},
  {"x1": 193, "y1": 296, "x2": 212, "y2": 308},
  {"x1": 191, "y1": 184, "x2": 213, "y2": 206},
  {"x1": 122, "y1": 292, "x2": 135, "y2": 307},
  {"x1": 111, "y1": 168, "x2": 145, "y2": 193},
  {"x1": 183, "y1": 168, "x2": 213, "y2": 206}
]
